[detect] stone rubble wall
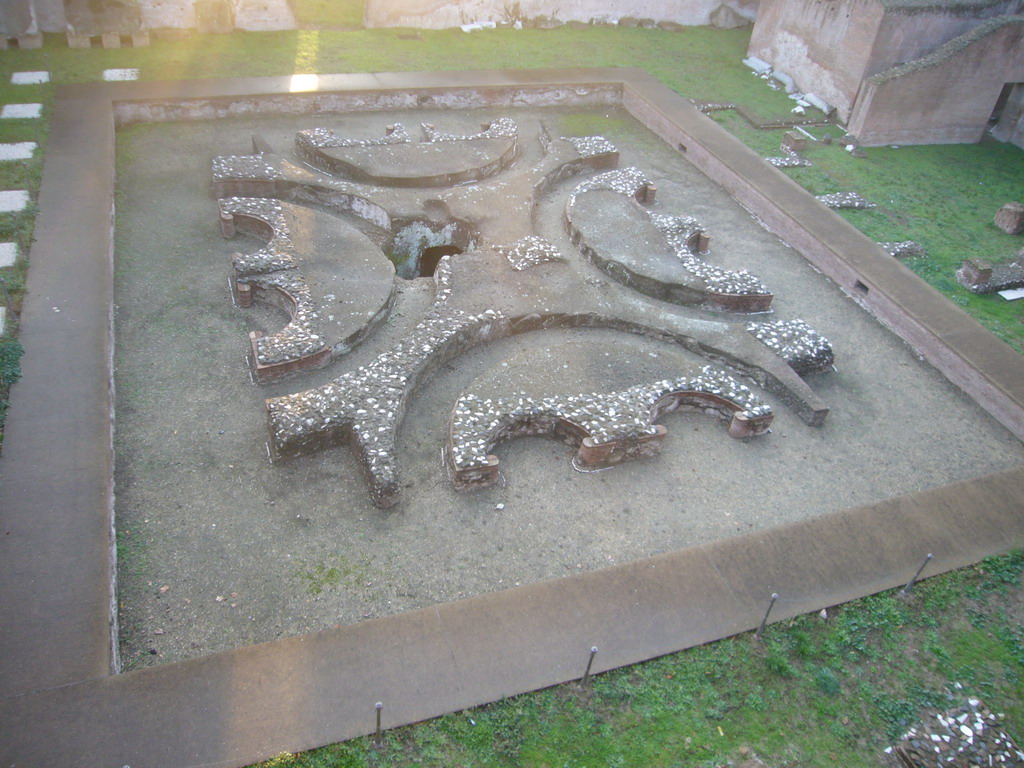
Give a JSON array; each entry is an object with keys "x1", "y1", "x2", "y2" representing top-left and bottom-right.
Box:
[
  {"x1": 363, "y1": 0, "x2": 758, "y2": 29},
  {"x1": 2, "y1": 0, "x2": 294, "y2": 34},
  {"x1": 6, "y1": 0, "x2": 757, "y2": 33}
]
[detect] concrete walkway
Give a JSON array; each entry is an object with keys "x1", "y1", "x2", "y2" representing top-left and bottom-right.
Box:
[{"x1": 0, "y1": 70, "x2": 1021, "y2": 768}]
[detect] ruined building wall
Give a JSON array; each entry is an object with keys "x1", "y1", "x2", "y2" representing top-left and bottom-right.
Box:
[
  {"x1": 0, "y1": 0, "x2": 65, "y2": 35},
  {"x1": 847, "y1": 16, "x2": 1024, "y2": 145},
  {"x1": 362, "y1": 0, "x2": 759, "y2": 29},
  {"x1": 746, "y1": 0, "x2": 886, "y2": 119},
  {"x1": 867, "y1": 0, "x2": 1024, "y2": 73}
]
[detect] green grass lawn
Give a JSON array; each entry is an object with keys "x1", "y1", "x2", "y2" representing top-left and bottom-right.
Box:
[
  {"x1": 290, "y1": 0, "x2": 366, "y2": 29},
  {"x1": 713, "y1": 111, "x2": 1024, "y2": 352},
  {"x1": 255, "y1": 551, "x2": 1024, "y2": 768}
]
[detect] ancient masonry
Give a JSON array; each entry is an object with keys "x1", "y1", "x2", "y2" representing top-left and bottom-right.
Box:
[
  {"x1": 449, "y1": 367, "x2": 773, "y2": 490},
  {"x1": 212, "y1": 115, "x2": 834, "y2": 507}
]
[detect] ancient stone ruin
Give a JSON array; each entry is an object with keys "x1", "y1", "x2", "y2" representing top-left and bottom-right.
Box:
[{"x1": 212, "y1": 116, "x2": 834, "y2": 507}]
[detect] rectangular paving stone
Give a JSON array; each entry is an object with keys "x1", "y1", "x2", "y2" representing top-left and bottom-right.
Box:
[
  {"x1": 0, "y1": 307, "x2": 5, "y2": 336},
  {"x1": 11, "y1": 71, "x2": 50, "y2": 85},
  {"x1": 1, "y1": 104, "x2": 42, "y2": 119},
  {"x1": 0, "y1": 142, "x2": 36, "y2": 161},
  {"x1": 0, "y1": 190, "x2": 30, "y2": 212},
  {"x1": 103, "y1": 68, "x2": 140, "y2": 82},
  {"x1": 0, "y1": 242, "x2": 16, "y2": 268}
]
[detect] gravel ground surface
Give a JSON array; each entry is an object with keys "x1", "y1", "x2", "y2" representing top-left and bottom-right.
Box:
[{"x1": 113, "y1": 106, "x2": 1024, "y2": 669}]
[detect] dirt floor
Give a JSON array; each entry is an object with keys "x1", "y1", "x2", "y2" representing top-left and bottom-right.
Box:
[{"x1": 112, "y1": 105, "x2": 1024, "y2": 669}]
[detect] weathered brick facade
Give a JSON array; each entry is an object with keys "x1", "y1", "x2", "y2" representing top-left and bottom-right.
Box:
[{"x1": 748, "y1": 0, "x2": 1024, "y2": 146}]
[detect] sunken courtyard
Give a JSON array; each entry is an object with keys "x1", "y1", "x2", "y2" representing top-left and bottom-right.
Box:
[{"x1": 111, "y1": 79, "x2": 1024, "y2": 669}]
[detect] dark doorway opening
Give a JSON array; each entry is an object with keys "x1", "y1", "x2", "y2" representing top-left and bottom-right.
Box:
[{"x1": 419, "y1": 245, "x2": 462, "y2": 276}]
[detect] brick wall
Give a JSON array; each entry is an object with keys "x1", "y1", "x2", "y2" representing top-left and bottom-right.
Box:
[
  {"x1": 747, "y1": 0, "x2": 886, "y2": 120},
  {"x1": 848, "y1": 17, "x2": 1024, "y2": 145}
]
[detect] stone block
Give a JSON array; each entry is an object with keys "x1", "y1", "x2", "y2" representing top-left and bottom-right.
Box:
[
  {"x1": 66, "y1": 33, "x2": 92, "y2": 48},
  {"x1": 101, "y1": 31, "x2": 121, "y2": 48},
  {"x1": 994, "y1": 202, "x2": 1024, "y2": 235},
  {"x1": 782, "y1": 131, "x2": 807, "y2": 152},
  {"x1": 130, "y1": 31, "x2": 150, "y2": 47},
  {"x1": 16, "y1": 34, "x2": 42, "y2": 49},
  {"x1": 960, "y1": 258, "x2": 992, "y2": 286}
]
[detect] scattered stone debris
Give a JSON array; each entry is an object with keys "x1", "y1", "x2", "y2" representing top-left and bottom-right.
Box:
[
  {"x1": 212, "y1": 154, "x2": 283, "y2": 182},
  {"x1": 957, "y1": 254, "x2": 1024, "y2": 294},
  {"x1": 994, "y1": 202, "x2": 1024, "y2": 235},
  {"x1": 494, "y1": 235, "x2": 563, "y2": 271},
  {"x1": 886, "y1": 695, "x2": 1024, "y2": 767},
  {"x1": 561, "y1": 135, "x2": 617, "y2": 158},
  {"x1": 816, "y1": 191, "x2": 876, "y2": 210},
  {"x1": 569, "y1": 167, "x2": 773, "y2": 303},
  {"x1": 880, "y1": 241, "x2": 927, "y2": 259},
  {"x1": 421, "y1": 117, "x2": 518, "y2": 143},
  {"x1": 766, "y1": 149, "x2": 812, "y2": 168},
  {"x1": 746, "y1": 319, "x2": 834, "y2": 375},
  {"x1": 217, "y1": 196, "x2": 395, "y2": 380}
]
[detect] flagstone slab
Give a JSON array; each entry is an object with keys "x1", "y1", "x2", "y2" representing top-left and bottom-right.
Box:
[
  {"x1": 0, "y1": 190, "x2": 30, "y2": 212},
  {"x1": 0, "y1": 142, "x2": 36, "y2": 161},
  {"x1": 0, "y1": 243, "x2": 16, "y2": 268},
  {"x1": 11, "y1": 71, "x2": 49, "y2": 85},
  {"x1": 1, "y1": 104, "x2": 42, "y2": 119}
]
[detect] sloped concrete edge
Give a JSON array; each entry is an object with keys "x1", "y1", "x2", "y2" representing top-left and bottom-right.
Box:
[{"x1": 0, "y1": 465, "x2": 1021, "y2": 768}]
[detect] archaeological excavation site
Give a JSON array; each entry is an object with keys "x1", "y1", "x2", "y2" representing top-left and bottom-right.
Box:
[{"x1": 108, "y1": 73, "x2": 1024, "y2": 668}]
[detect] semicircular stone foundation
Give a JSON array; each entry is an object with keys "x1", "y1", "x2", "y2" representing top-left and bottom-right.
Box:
[
  {"x1": 217, "y1": 196, "x2": 396, "y2": 381},
  {"x1": 566, "y1": 167, "x2": 774, "y2": 312},
  {"x1": 448, "y1": 366, "x2": 773, "y2": 491},
  {"x1": 211, "y1": 117, "x2": 835, "y2": 507},
  {"x1": 294, "y1": 118, "x2": 519, "y2": 188}
]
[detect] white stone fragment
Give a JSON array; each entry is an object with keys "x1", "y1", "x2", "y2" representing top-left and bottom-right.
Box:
[
  {"x1": 11, "y1": 71, "x2": 49, "y2": 84},
  {"x1": 0, "y1": 142, "x2": 36, "y2": 161},
  {"x1": 1, "y1": 104, "x2": 42, "y2": 119},
  {"x1": 0, "y1": 190, "x2": 30, "y2": 212}
]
